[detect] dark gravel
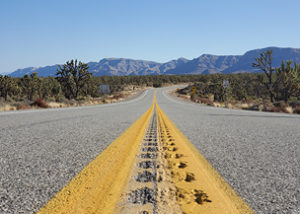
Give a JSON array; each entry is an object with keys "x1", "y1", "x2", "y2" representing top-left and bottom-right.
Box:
[
  {"x1": 138, "y1": 161, "x2": 156, "y2": 169},
  {"x1": 128, "y1": 187, "x2": 155, "y2": 204},
  {"x1": 135, "y1": 171, "x2": 156, "y2": 182}
]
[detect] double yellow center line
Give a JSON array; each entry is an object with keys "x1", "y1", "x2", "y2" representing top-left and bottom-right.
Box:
[{"x1": 38, "y1": 92, "x2": 253, "y2": 214}]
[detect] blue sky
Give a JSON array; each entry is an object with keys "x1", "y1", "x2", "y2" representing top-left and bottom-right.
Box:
[{"x1": 1, "y1": 0, "x2": 300, "y2": 74}]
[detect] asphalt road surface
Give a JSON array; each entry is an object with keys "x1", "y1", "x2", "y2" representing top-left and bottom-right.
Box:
[{"x1": 0, "y1": 87, "x2": 299, "y2": 213}]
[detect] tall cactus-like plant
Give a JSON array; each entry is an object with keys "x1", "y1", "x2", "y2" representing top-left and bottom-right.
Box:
[
  {"x1": 56, "y1": 60, "x2": 92, "y2": 99},
  {"x1": 276, "y1": 61, "x2": 300, "y2": 102},
  {"x1": 252, "y1": 49, "x2": 276, "y2": 102},
  {"x1": 0, "y1": 75, "x2": 19, "y2": 101}
]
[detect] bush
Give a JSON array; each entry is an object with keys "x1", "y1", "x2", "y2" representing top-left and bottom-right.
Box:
[
  {"x1": 196, "y1": 97, "x2": 214, "y2": 106},
  {"x1": 262, "y1": 101, "x2": 275, "y2": 112},
  {"x1": 153, "y1": 82, "x2": 162, "y2": 88},
  {"x1": 113, "y1": 93, "x2": 125, "y2": 99},
  {"x1": 31, "y1": 98, "x2": 48, "y2": 108},
  {"x1": 16, "y1": 103, "x2": 30, "y2": 110},
  {"x1": 294, "y1": 106, "x2": 300, "y2": 114}
]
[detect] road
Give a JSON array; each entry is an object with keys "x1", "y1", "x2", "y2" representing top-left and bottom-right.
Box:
[{"x1": 0, "y1": 87, "x2": 299, "y2": 213}]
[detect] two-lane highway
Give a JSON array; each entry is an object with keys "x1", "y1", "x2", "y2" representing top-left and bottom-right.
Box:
[{"x1": 0, "y1": 87, "x2": 299, "y2": 213}]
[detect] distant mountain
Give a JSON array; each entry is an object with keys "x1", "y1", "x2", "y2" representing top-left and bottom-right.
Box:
[
  {"x1": 89, "y1": 58, "x2": 161, "y2": 76},
  {"x1": 222, "y1": 47, "x2": 300, "y2": 73},
  {"x1": 10, "y1": 65, "x2": 59, "y2": 77},
  {"x1": 168, "y1": 54, "x2": 240, "y2": 74},
  {"x1": 159, "y1": 57, "x2": 189, "y2": 73},
  {"x1": 9, "y1": 47, "x2": 300, "y2": 77}
]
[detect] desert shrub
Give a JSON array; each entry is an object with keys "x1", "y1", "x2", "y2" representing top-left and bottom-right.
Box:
[
  {"x1": 263, "y1": 101, "x2": 275, "y2": 112},
  {"x1": 16, "y1": 103, "x2": 31, "y2": 110},
  {"x1": 294, "y1": 106, "x2": 300, "y2": 114},
  {"x1": 153, "y1": 82, "x2": 162, "y2": 88},
  {"x1": 31, "y1": 98, "x2": 48, "y2": 108},
  {"x1": 113, "y1": 93, "x2": 125, "y2": 99},
  {"x1": 272, "y1": 106, "x2": 282, "y2": 112},
  {"x1": 197, "y1": 97, "x2": 214, "y2": 106}
]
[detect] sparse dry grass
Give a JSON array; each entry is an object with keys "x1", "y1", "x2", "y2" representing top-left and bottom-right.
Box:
[
  {"x1": 284, "y1": 106, "x2": 293, "y2": 114},
  {"x1": 235, "y1": 103, "x2": 250, "y2": 109},
  {"x1": 212, "y1": 102, "x2": 223, "y2": 108},
  {"x1": 173, "y1": 90, "x2": 299, "y2": 114},
  {"x1": 0, "y1": 104, "x2": 16, "y2": 111},
  {"x1": 16, "y1": 103, "x2": 31, "y2": 110},
  {"x1": 0, "y1": 88, "x2": 144, "y2": 112},
  {"x1": 48, "y1": 102, "x2": 65, "y2": 108}
]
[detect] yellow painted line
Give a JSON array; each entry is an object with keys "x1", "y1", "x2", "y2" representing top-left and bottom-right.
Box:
[
  {"x1": 38, "y1": 91, "x2": 253, "y2": 214},
  {"x1": 156, "y1": 103, "x2": 254, "y2": 214},
  {"x1": 38, "y1": 102, "x2": 155, "y2": 213}
]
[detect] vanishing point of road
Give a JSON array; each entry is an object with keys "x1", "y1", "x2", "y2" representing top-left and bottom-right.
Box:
[{"x1": 0, "y1": 87, "x2": 299, "y2": 213}]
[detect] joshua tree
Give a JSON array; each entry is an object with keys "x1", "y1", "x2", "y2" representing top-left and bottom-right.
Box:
[
  {"x1": 252, "y1": 50, "x2": 276, "y2": 102},
  {"x1": 0, "y1": 75, "x2": 18, "y2": 101},
  {"x1": 56, "y1": 59, "x2": 92, "y2": 99},
  {"x1": 275, "y1": 61, "x2": 300, "y2": 102}
]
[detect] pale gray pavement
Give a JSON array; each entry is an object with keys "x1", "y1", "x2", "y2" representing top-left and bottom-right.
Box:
[
  {"x1": 156, "y1": 87, "x2": 300, "y2": 214},
  {"x1": 0, "y1": 87, "x2": 299, "y2": 213},
  {"x1": 0, "y1": 90, "x2": 153, "y2": 213}
]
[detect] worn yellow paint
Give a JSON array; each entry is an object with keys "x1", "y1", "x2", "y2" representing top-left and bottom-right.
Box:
[
  {"x1": 39, "y1": 91, "x2": 253, "y2": 214},
  {"x1": 156, "y1": 103, "x2": 254, "y2": 214},
  {"x1": 38, "y1": 102, "x2": 154, "y2": 214}
]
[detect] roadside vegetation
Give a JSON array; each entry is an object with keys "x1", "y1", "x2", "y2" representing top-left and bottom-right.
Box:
[
  {"x1": 176, "y1": 50, "x2": 300, "y2": 114},
  {"x1": 0, "y1": 60, "x2": 198, "y2": 111},
  {"x1": 1, "y1": 50, "x2": 299, "y2": 113},
  {"x1": 0, "y1": 60, "x2": 140, "y2": 111}
]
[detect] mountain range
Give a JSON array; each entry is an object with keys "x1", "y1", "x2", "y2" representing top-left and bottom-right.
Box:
[{"x1": 9, "y1": 47, "x2": 300, "y2": 77}]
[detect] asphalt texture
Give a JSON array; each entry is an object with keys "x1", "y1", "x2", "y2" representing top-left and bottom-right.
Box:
[
  {"x1": 0, "y1": 87, "x2": 299, "y2": 213},
  {"x1": 0, "y1": 90, "x2": 153, "y2": 213},
  {"x1": 156, "y1": 88, "x2": 300, "y2": 214}
]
